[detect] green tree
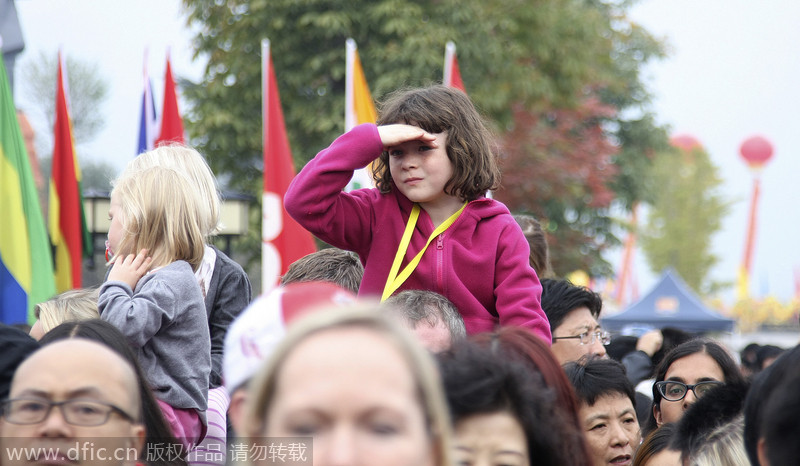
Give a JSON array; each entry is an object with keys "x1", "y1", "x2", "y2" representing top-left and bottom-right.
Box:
[
  {"x1": 21, "y1": 52, "x2": 109, "y2": 157},
  {"x1": 639, "y1": 144, "x2": 730, "y2": 295},
  {"x1": 182, "y1": 0, "x2": 669, "y2": 276}
]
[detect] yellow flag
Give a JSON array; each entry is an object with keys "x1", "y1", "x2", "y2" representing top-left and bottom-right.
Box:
[{"x1": 737, "y1": 265, "x2": 750, "y2": 300}]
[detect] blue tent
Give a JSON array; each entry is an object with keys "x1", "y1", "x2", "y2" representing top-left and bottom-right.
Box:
[{"x1": 602, "y1": 268, "x2": 735, "y2": 333}]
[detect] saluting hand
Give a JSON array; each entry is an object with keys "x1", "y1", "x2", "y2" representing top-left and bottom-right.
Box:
[{"x1": 378, "y1": 124, "x2": 438, "y2": 149}]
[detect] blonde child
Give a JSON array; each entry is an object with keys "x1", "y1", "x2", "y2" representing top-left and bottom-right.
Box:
[
  {"x1": 119, "y1": 144, "x2": 252, "y2": 465},
  {"x1": 99, "y1": 166, "x2": 211, "y2": 447},
  {"x1": 285, "y1": 85, "x2": 550, "y2": 341},
  {"x1": 120, "y1": 144, "x2": 252, "y2": 389},
  {"x1": 29, "y1": 287, "x2": 100, "y2": 340}
]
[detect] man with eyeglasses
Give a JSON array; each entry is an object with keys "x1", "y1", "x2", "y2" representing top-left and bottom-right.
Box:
[
  {"x1": 0, "y1": 339, "x2": 145, "y2": 466},
  {"x1": 541, "y1": 278, "x2": 610, "y2": 365}
]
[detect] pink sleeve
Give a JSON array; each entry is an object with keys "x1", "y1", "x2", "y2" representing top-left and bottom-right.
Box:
[
  {"x1": 493, "y1": 222, "x2": 552, "y2": 343},
  {"x1": 284, "y1": 124, "x2": 385, "y2": 251}
]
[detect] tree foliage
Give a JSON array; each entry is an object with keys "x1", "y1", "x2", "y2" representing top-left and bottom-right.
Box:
[
  {"x1": 21, "y1": 52, "x2": 109, "y2": 157},
  {"x1": 496, "y1": 98, "x2": 619, "y2": 277},
  {"x1": 639, "y1": 144, "x2": 730, "y2": 295},
  {"x1": 181, "y1": 0, "x2": 670, "y2": 277}
]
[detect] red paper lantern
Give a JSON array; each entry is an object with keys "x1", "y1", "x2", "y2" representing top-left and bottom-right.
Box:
[
  {"x1": 740, "y1": 136, "x2": 774, "y2": 169},
  {"x1": 670, "y1": 134, "x2": 703, "y2": 152}
]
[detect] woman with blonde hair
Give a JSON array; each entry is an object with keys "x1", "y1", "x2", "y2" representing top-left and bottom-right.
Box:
[
  {"x1": 243, "y1": 304, "x2": 453, "y2": 466},
  {"x1": 690, "y1": 416, "x2": 748, "y2": 466}
]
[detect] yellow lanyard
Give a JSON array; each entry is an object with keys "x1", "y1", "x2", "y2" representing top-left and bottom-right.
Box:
[{"x1": 381, "y1": 202, "x2": 468, "y2": 301}]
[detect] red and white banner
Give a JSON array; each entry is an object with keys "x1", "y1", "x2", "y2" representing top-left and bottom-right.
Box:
[{"x1": 261, "y1": 39, "x2": 316, "y2": 292}]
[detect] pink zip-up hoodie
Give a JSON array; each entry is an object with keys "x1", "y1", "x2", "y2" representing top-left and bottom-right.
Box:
[{"x1": 284, "y1": 124, "x2": 551, "y2": 342}]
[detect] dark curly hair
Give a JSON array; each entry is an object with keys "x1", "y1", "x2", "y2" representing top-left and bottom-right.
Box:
[
  {"x1": 471, "y1": 327, "x2": 594, "y2": 466},
  {"x1": 437, "y1": 340, "x2": 582, "y2": 466}
]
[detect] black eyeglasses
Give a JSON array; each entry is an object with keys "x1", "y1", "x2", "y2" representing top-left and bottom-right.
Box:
[
  {"x1": 1, "y1": 398, "x2": 136, "y2": 426},
  {"x1": 552, "y1": 330, "x2": 611, "y2": 346},
  {"x1": 655, "y1": 380, "x2": 724, "y2": 402}
]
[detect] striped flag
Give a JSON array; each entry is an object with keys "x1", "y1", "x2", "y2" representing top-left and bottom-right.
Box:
[
  {"x1": 49, "y1": 53, "x2": 91, "y2": 293},
  {"x1": 344, "y1": 38, "x2": 377, "y2": 191},
  {"x1": 443, "y1": 41, "x2": 466, "y2": 92},
  {"x1": 154, "y1": 55, "x2": 185, "y2": 146},
  {"x1": 137, "y1": 51, "x2": 158, "y2": 154},
  {"x1": 261, "y1": 39, "x2": 316, "y2": 292},
  {"x1": 0, "y1": 57, "x2": 56, "y2": 324}
]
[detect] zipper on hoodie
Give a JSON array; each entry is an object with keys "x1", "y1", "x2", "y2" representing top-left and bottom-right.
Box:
[{"x1": 436, "y1": 234, "x2": 444, "y2": 292}]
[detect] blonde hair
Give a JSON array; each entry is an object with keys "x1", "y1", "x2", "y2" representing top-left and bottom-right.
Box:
[
  {"x1": 34, "y1": 287, "x2": 100, "y2": 333},
  {"x1": 690, "y1": 416, "x2": 749, "y2": 466},
  {"x1": 243, "y1": 304, "x2": 454, "y2": 466},
  {"x1": 124, "y1": 144, "x2": 221, "y2": 237},
  {"x1": 111, "y1": 166, "x2": 206, "y2": 271}
]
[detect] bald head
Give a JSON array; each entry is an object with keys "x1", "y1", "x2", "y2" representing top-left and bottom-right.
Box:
[{"x1": 10, "y1": 339, "x2": 142, "y2": 421}]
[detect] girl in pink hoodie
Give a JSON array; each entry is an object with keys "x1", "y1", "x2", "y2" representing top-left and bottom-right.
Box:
[{"x1": 285, "y1": 85, "x2": 550, "y2": 342}]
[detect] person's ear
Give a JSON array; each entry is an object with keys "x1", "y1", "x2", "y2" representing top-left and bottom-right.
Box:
[
  {"x1": 653, "y1": 403, "x2": 663, "y2": 427},
  {"x1": 757, "y1": 437, "x2": 771, "y2": 466},
  {"x1": 229, "y1": 388, "x2": 248, "y2": 435},
  {"x1": 126, "y1": 423, "x2": 146, "y2": 466}
]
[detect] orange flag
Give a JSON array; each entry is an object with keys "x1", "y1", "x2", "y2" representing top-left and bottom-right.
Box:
[
  {"x1": 261, "y1": 39, "x2": 316, "y2": 292},
  {"x1": 49, "y1": 53, "x2": 90, "y2": 291},
  {"x1": 154, "y1": 55, "x2": 185, "y2": 146}
]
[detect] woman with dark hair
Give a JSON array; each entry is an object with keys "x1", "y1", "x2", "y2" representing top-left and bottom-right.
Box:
[
  {"x1": 744, "y1": 344, "x2": 800, "y2": 466},
  {"x1": 39, "y1": 319, "x2": 187, "y2": 466},
  {"x1": 564, "y1": 357, "x2": 641, "y2": 466},
  {"x1": 644, "y1": 338, "x2": 744, "y2": 436},
  {"x1": 471, "y1": 326, "x2": 593, "y2": 465},
  {"x1": 438, "y1": 340, "x2": 580, "y2": 466}
]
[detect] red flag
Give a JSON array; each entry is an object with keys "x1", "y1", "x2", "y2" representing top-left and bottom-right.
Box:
[
  {"x1": 443, "y1": 41, "x2": 466, "y2": 93},
  {"x1": 154, "y1": 55, "x2": 184, "y2": 146},
  {"x1": 738, "y1": 176, "x2": 761, "y2": 300},
  {"x1": 50, "y1": 53, "x2": 90, "y2": 291},
  {"x1": 261, "y1": 39, "x2": 316, "y2": 292}
]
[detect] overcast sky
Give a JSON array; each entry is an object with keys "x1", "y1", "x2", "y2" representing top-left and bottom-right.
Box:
[
  {"x1": 627, "y1": 0, "x2": 800, "y2": 305},
  {"x1": 12, "y1": 0, "x2": 800, "y2": 304}
]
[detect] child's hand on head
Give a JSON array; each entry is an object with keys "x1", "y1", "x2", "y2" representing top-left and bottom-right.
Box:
[
  {"x1": 108, "y1": 249, "x2": 153, "y2": 290},
  {"x1": 378, "y1": 124, "x2": 438, "y2": 149}
]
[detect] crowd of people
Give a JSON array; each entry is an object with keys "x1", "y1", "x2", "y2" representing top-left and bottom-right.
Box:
[{"x1": 1, "y1": 84, "x2": 798, "y2": 466}]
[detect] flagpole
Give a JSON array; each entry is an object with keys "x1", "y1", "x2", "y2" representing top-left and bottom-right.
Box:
[
  {"x1": 345, "y1": 38, "x2": 356, "y2": 132},
  {"x1": 261, "y1": 38, "x2": 275, "y2": 294},
  {"x1": 444, "y1": 41, "x2": 456, "y2": 86},
  {"x1": 344, "y1": 38, "x2": 378, "y2": 191}
]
